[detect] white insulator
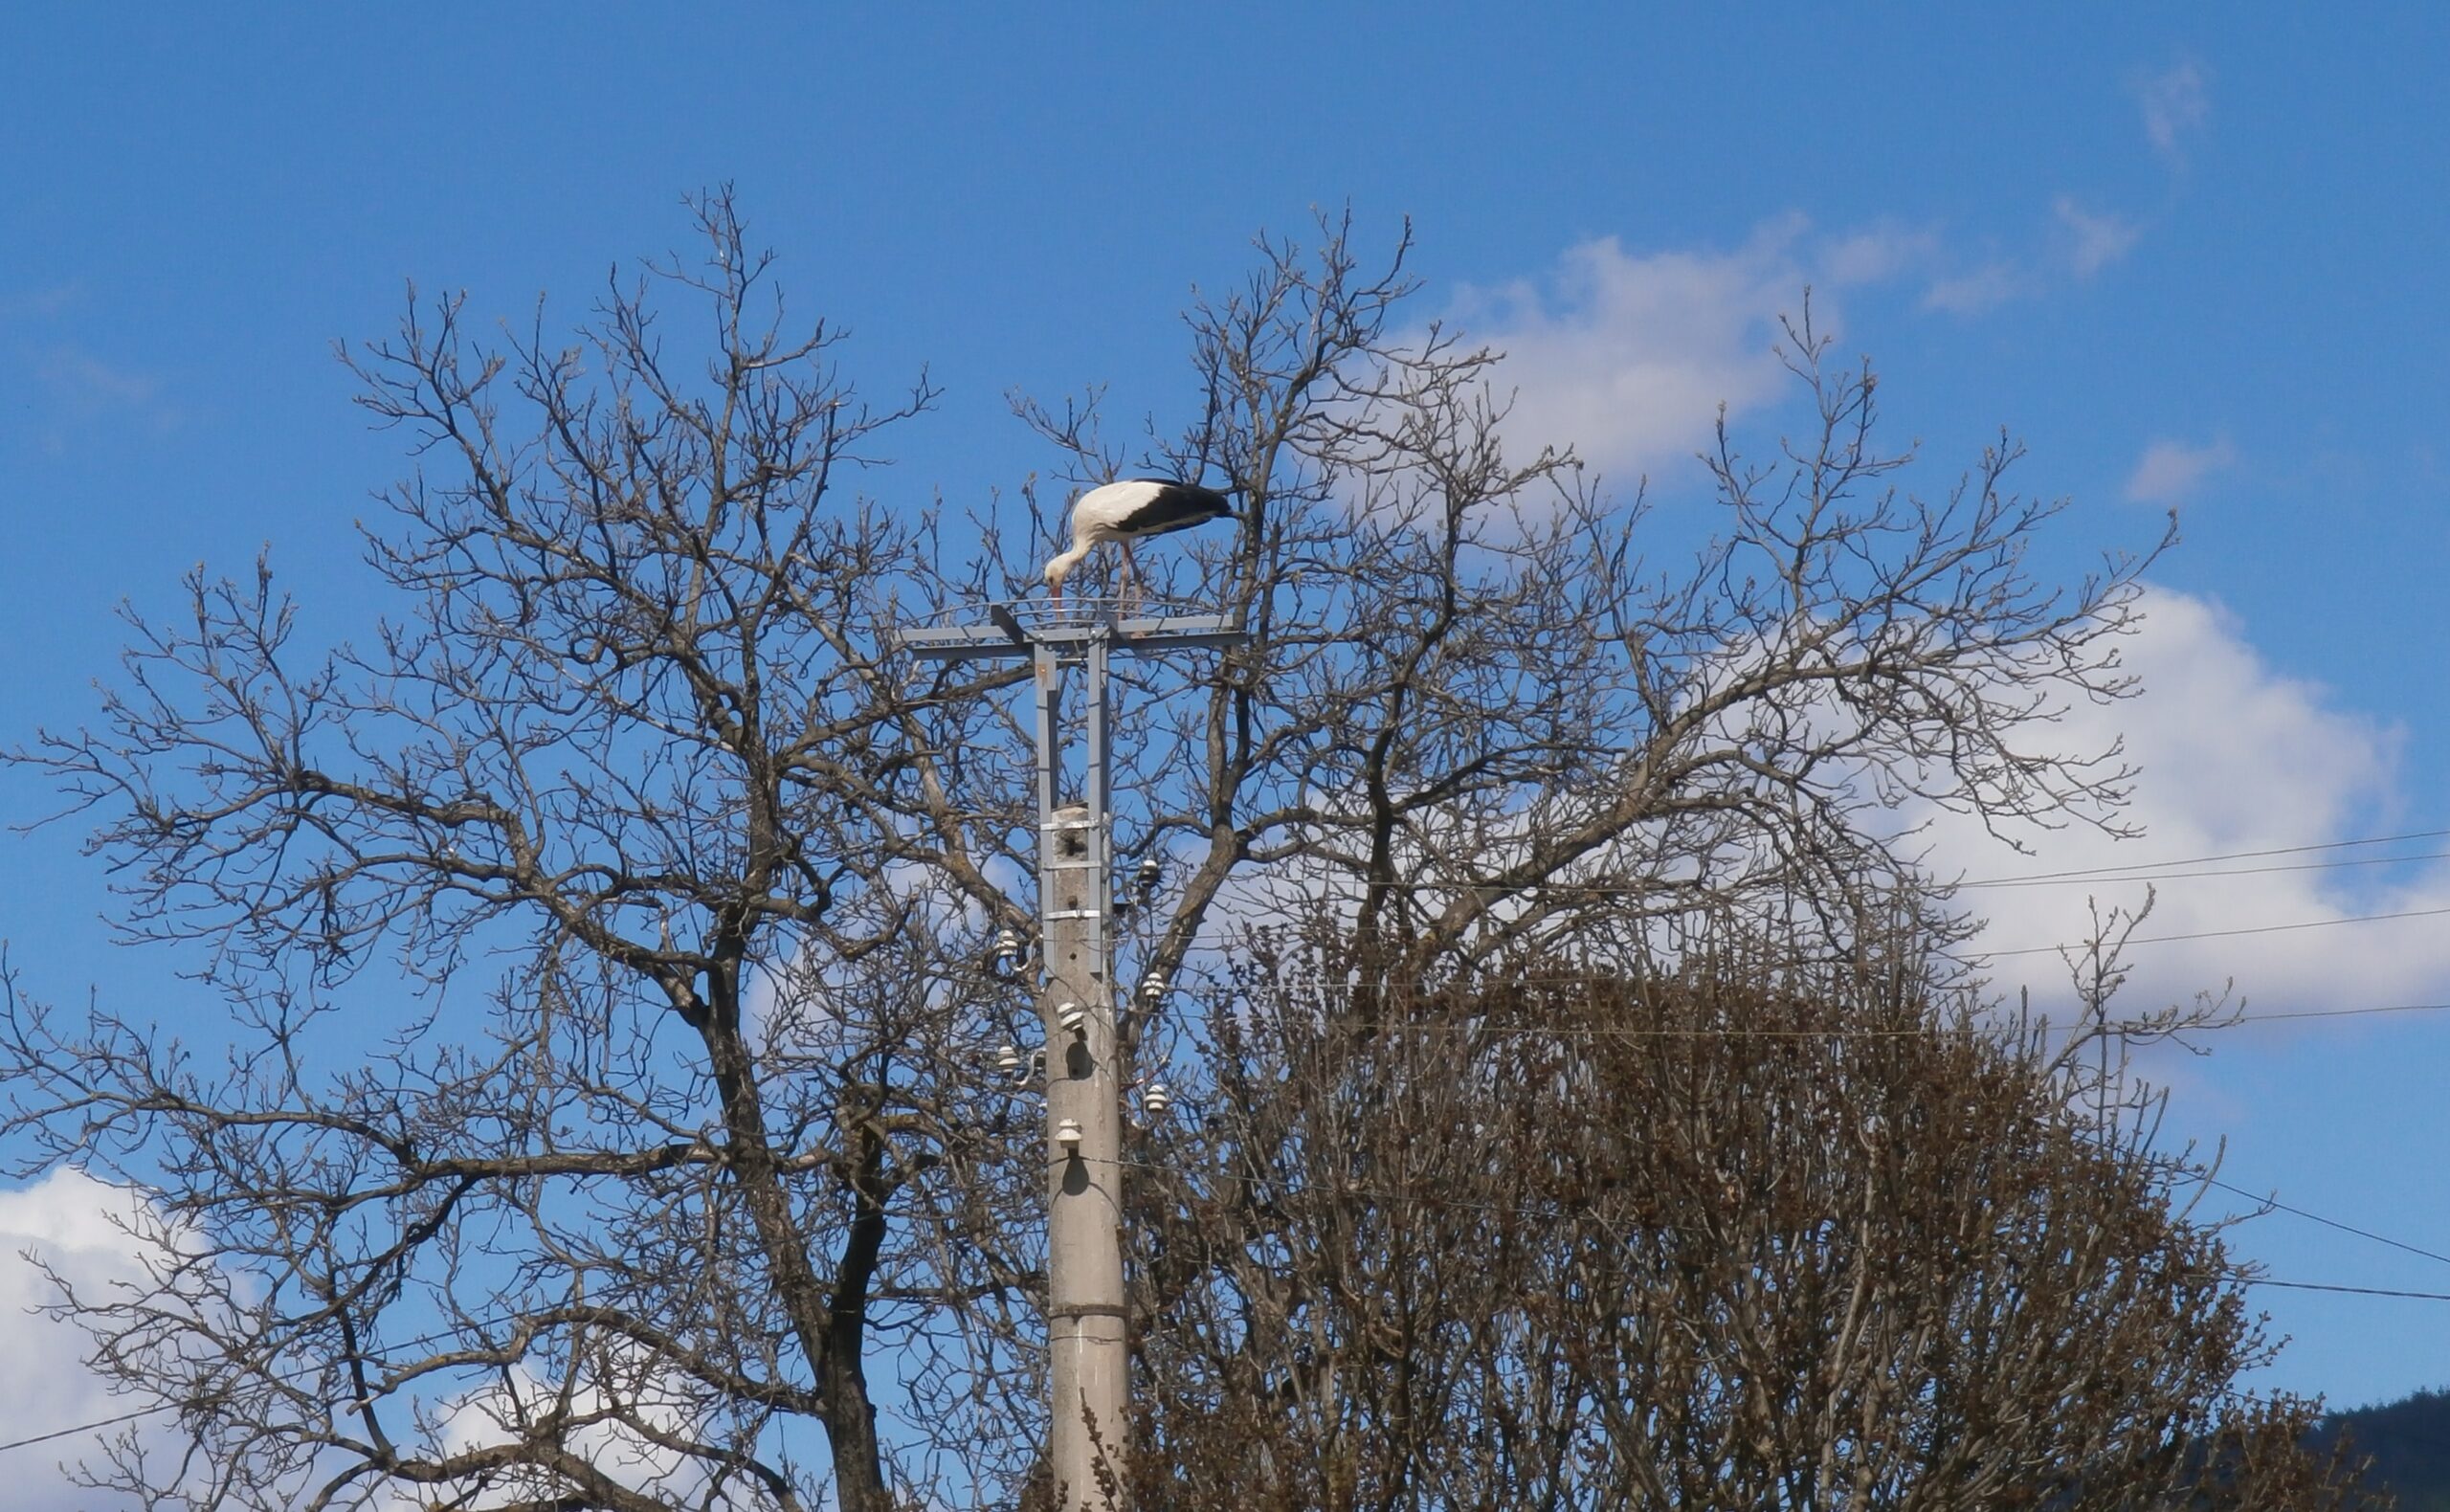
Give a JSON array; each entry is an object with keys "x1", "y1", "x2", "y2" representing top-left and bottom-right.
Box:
[
  {"x1": 1140, "y1": 1081, "x2": 1171, "y2": 1116},
  {"x1": 994, "y1": 1043, "x2": 1022, "y2": 1076},
  {"x1": 1139, "y1": 970, "x2": 1169, "y2": 1002},
  {"x1": 1054, "y1": 1118, "x2": 1084, "y2": 1154},
  {"x1": 991, "y1": 925, "x2": 1028, "y2": 973},
  {"x1": 1057, "y1": 1001, "x2": 1088, "y2": 1034}
]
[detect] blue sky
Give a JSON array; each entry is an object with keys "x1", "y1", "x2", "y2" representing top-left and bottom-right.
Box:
[{"x1": 4, "y1": 6, "x2": 2449, "y2": 1468}]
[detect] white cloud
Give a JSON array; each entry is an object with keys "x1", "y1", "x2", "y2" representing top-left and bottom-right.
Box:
[
  {"x1": 1446, "y1": 220, "x2": 1826, "y2": 481},
  {"x1": 1920, "y1": 588, "x2": 2450, "y2": 1015},
  {"x1": 0, "y1": 1169, "x2": 182, "y2": 1511},
  {"x1": 1921, "y1": 260, "x2": 2029, "y2": 316},
  {"x1": 2125, "y1": 436, "x2": 2237, "y2": 503},
  {"x1": 36, "y1": 347, "x2": 156, "y2": 409},
  {"x1": 1445, "y1": 217, "x2": 1997, "y2": 481},
  {"x1": 1453, "y1": 200, "x2": 2152, "y2": 473},
  {"x1": 1915, "y1": 195, "x2": 2144, "y2": 314},
  {"x1": 0, "y1": 281, "x2": 80, "y2": 320},
  {"x1": 12, "y1": 344, "x2": 185, "y2": 455},
  {"x1": 1819, "y1": 223, "x2": 1940, "y2": 288},
  {"x1": 0, "y1": 1166, "x2": 761, "y2": 1509},
  {"x1": 412, "y1": 1349, "x2": 720, "y2": 1509},
  {"x1": 2137, "y1": 58, "x2": 2211, "y2": 166},
  {"x1": 2054, "y1": 195, "x2": 2142, "y2": 277}
]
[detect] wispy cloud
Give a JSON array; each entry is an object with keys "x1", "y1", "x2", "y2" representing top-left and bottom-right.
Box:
[
  {"x1": 1819, "y1": 223, "x2": 1940, "y2": 287},
  {"x1": 1447, "y1": 214, "x2": 1996, "y2": 479},
  {"x1": 0, "y1": 281, "x2": 80, "y2": 320},
  {"x1": 2054, "y1": 196, "x2": 2142, "y2": 277},
  {"x1": 1922, "y1": 260, "x2": 2028, "y2": 316},
  {"x1": 1460, "y1": 195, "x2": 2144, "y2": 472},
  {"x1": 14, "y1": 344, "x2": 184, "y2": 451},
  {"x1": 1, "y1": 284, "x2": 185, "y2": 452},
  {"x1": 1920, "y1": 196, "x2": 2141, "y2": 314},
  {"x1": 2136, "y1": 57, "x2": 2210, "y2": 167},
  {"x1": 38, "y1": 345, "x2": 160, "y2": 410},
  {"x1": 1447, "y1": 219, "x2": 1818, "y2": 480},
  {"x1": 2125, "y1": 436, "x2": 2236, "y2": 503}
]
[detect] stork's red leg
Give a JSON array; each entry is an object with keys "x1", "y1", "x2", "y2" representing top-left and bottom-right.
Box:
[{"x1": 1121, "y1": 541, "x2": 1144, "y2": 613}]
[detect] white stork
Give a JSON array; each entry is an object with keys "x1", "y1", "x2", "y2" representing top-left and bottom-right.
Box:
[{"x1": 1044, "y1": 478, "x2": 1236, "y2": 606}]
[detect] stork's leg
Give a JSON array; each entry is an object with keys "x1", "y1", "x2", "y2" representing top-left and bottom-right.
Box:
[{"x1": 1120, "y1": 540, "x2": 1144, "y2": 614}]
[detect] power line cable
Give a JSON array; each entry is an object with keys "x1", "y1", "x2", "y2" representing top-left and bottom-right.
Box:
[
  {"x1": 6, "y1": 1264, "x2": 2432, "y2": 1462},
  {"x1": 2248, "y1": 1280, "x2": 2450, "y2": 1301},
  {"x1": 0, "y1": 1306, "x2": 574, "y2": 1457},
  {"x1": 1976, "y1": 903, "x2": 2450, "y2": 960},
  {"x1": 1154, "y1": 958, "x2": 2450, "y2": 1037},
  {"x1": 11, "y1": 1148, "x2": 2447, "y2": 1460},
  {"x1": 1955, "y1": 849, "x2": 2450, "y2": 889},
  {"x1": 1111, "y1": 1150, "x2": 2450, "y2": 1295},
  {"x1": 0, "y1": 1404, "x2": 173, "y2": 1456},
  {"x1": 1303, "y1": 1000, "x2": 2450, "y2": 1038},
  {"x1": 1144, "y1": 988, "x2": 2450, "y2": 1275},
  {"x1": 1316, "y1": 827, "x2": 2450, "y2": 897},
  {"x1": 1958, "y1": 829, "x2": 2450, "y2": 887},
  {"x1": 1173, "y1": 894, "x2": 2450, "y2": 970},
  {"x1": 2184, "y1": 1171, "x2": 2450, "y2": 1271}
]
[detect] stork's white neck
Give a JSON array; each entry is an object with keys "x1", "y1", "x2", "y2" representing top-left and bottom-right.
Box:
[{"x1": 1045, "y1": 541, "x2": 1095, "y2": 587}]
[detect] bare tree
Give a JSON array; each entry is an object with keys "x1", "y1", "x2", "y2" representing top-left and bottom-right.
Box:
[
  {"x1": 2, "y1": 190, "x2": 1037, "y2": 1511},
  {"x1": 1, "y1": 197, "x2": 2205, "y2": 1510},
  {"x1": 1125, "y1": 932, "x2": 2383, "y2": 1510}
]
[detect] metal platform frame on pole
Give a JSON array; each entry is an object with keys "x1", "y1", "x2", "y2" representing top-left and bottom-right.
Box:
[{"x1": 902, "y1": 600, "x2": 1245, "y2": 1512}]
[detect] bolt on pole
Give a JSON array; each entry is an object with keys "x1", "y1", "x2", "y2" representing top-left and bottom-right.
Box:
[{"x1": 901, "y1": 601, "x2": 1245, "y2": 1512}]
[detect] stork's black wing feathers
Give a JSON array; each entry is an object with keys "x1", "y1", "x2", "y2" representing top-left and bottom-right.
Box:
[{"x1": 1112, "y1": 479, "x2": 1236, "y2": 537}]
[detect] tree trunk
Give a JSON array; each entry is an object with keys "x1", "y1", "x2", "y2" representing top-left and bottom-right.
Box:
[{"x1": 702, "y1": 1006, "x2": 892, "y2": 1512}]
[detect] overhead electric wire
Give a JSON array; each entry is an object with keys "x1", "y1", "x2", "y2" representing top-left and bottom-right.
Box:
[
  {"x1": 1426, "y1": 997, "x2": 2450, "y2": 1038},
  {"x1": 1107, "y1": 1151, "x2": 2450, "y2": 1278},
  {"x1": 1314, "y1": 826, "x2": 2450, "y2": 898},
  {"x1": 1975, "y1": 903, "x2": 2450, "y2": 960},
  {"x1": 0, "y1": 1403, "x2": 177, "y2": 1456},
  {"x1": 0, "y1": 1308, "x2": 568, "y2": 1457},
  {"x1": 8, "y1": 1262, "x2": 2439, "y2": 1463},
  {"x1": 2185, "y1": 1171, "x2": 2450, "y2": 1271},
  {"x1": 1956, "y1": 828, "x2": 2450, "y2": 887},
  {"x1": 2174, "y1": 1000, "x2": 2450, "y2": 1028},
  {"x1": 1162, "y1": 997, "x2": 2450, "y2": 1040},
  {"x1": 1954, "y1": 848, "x2": 2450, "y2": 889},
  {"x1": 1099, "y1": 1154, "x2": 2450, "y2": 1306},
  {"x1": 11, "y1": 1149, "x2": 2448, "y2": 1461},
  {"x1": 1153, "y1": 959, "x2": 2450, "y2": 1038},
  {"x1": 2249, "y1": 1280, "x2": 2450, "y2": 1301},
  {"x1": 1220, "y1": 884, "x2": 2450, "y2": 971},
  {"x1": 12, "y1": 834, "x2": 2448, "y2": 1464}
]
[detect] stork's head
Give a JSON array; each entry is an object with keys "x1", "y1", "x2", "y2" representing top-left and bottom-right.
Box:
[{"x1": 1044, "y1": 541, "x2": 1093, "y2": 601}]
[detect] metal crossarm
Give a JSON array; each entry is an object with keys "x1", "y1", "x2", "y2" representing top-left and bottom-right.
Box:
[{"x1": 900, "y1": 611, "x2": 1243, "y2": 663}]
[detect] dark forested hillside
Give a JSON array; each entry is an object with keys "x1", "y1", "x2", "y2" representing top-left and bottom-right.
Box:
[{"x1": 2321, "y1": 1389, "x2": 2450, "y2": 1509}]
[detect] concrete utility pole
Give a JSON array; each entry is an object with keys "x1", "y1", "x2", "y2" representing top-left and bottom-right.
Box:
[{"x1": 903, "y1": 600, "x2": 1244, "y2": 1511}]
